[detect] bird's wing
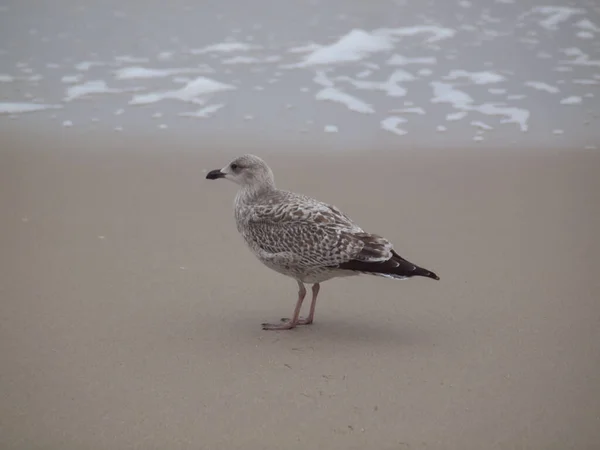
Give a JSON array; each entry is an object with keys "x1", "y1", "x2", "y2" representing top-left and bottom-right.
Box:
[{"x1": 246, "y1": 194, "x2": 393, "y2": 268}]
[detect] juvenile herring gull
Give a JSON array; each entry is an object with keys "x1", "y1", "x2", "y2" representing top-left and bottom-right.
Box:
[{"x1": 206, "y1": 154, "x2": 439, "y2": 330}]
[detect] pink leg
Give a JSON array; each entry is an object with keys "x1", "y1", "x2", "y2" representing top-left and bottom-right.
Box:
[
  {"x1": 280, "y1": 283, "x2": 320, "y2": 326},
  {"x1": 300, "y1": 283, "x2": 320, "y2": 325},
  {"x1": 262, "y1": 281, "x2": 306, "y2": 330}
]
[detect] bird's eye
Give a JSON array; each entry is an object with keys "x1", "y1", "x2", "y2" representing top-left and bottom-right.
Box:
[{"x1": 231, "y1": 163, "x2": 238, "y2": 171}]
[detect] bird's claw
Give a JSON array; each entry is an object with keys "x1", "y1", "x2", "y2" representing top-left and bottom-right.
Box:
[
  {"x1": 280, "y1": 317, "x2": 313, "y2": 325},
  {"x1": 262, "y1": 321, "x2": 296, "y2": 331}
]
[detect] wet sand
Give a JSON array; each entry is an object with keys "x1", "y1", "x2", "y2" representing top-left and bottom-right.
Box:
[{"x1": 1, "y1": 132, "x2": 599, "y2": 449}]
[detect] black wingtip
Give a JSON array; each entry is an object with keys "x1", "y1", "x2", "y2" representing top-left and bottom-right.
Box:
[
  {"x1": 390, "y1": 250, "x2": 439, "y2": 280},
  {"x1": 414, "y1": 267, "x2": 440, "y2": 281}
]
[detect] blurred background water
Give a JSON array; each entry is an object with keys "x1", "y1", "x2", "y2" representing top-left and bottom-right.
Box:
[{"x1": 1, "y1": 0, "x2": 599, "y2": 149}]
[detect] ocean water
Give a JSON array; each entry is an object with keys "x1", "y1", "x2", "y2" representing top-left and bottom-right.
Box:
[{"x1": 0, "y1": 0, "x2": 599, "y2": 149}]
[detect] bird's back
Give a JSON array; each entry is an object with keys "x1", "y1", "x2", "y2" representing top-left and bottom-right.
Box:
[{"x1": 237, "y1": 188, "x2": 362, "y2": 231}]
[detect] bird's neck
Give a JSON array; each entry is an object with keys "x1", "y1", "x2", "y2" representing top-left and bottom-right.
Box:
[
  {"x1": 235, "y1": 180, "x2": 276, "y2": 206},
  {"x1": 240, "y1": 179, "x2": 275, "y2": 199}
]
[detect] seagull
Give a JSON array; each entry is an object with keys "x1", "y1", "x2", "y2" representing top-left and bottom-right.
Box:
[{"x1": 206, "y1": 154, "x2": 439, "y2": 330}]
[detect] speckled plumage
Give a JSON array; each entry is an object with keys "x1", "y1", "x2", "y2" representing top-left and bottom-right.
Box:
[
  {"x1": 235, "y1": 188, "x2": 392, "y2": 283},
  {"x1": 206, "y1": 154, "x2": 439, "y2": 330}
]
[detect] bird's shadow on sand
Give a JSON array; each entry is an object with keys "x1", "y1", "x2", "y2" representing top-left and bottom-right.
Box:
[{"x1": 236, "y1": 316, "x2": 436, "y2": 348}]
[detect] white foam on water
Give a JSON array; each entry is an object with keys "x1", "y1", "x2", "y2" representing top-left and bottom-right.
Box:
[
  {"x1": 222, "y1": 56, "x2": 260, "y2": 64},
  {"x1": 380, "y1": 116, "x2": 408, "y2": 136},
  {"x1": 418, "y1": 68, "x2": 433, "y2": 76},
  {"x1": 447, "y1": 111, "x2": 468, "y2": 121},
  {"x1": 129, "y1": 77, "x2": 235, "y2": 105},
  {"x1": 293, "y1": 29, "x2": 394, "y2": 67},
  {"x1": 430, "y1": 82, "x2": 474, "y2": 109},
  {"x1": 62, "y1": 120, "x2": 73, "y2": 127},
  {"x1": 363, "y1": 62, "x2": 380, "y2": 70},
  {"x1": 61, "y1": 74, "x2": 83, "y2": 84},
  {"x1": 356, "y1": 70, "x2": 372, "y2": 78},
  {"x1": 576, "y1": 19, "x2": 600, "y2": 32},
  {"x1": 437, "y1": 125, "x2": 447, "y2": 132},
  {"x1": 560, "y1": 47, "x2": 600, "y2": 67},
  {"x1": 577, "y1": 31, "x2": 594, "y2": 39},
  {"x1": 524, "y1": 81, "x2": 560, "y2": 93},
  {"x1": 324, "y1": 125, "x2": 338, "y2": 133},
  {"x1": 528, "y1": 6, "x2": 583, "y2": 30},
  {"x1": 560, "y1": 96, "x2": 582, "y2": 105},
  {"x1": 471, "y1": 120, "x2": 493, "y2": 130},
  {"x1": 75, "y1": 61, "x2": 104, "y2": 71},
  {"x1": 65, "y1": 80, "x2": 124, "y2": 101},
  {"x1": 444, "y1": 70, "x2": 505, "y2": 84},
  {"x1": 223, "y1": 55, "x2": 279, "y2": 64},
  {"x1": 0, "y1": 74, "x2": 14, "y2": 82},
  {"x1": 315, "y1": 87, "x2": 374, "y2": 114},
  {"x1": 431, "y1": 81, "x2": 529, "y2": 131},
  {"x1": 190, "y1": 42, "x2": 259, "y2": 54},
  {"x1": 552, "y1": 129, "x2": 564, "y2": 134},
  {"x1": 179, "y1": 103, "x2": 224, "y2": 118},
  {"x1": 507, "y1": 95, "x2": 526, "y2": 100},
  {"x1": 115, "y1": 66, "x2": 211, "y2": 79},
  {"x1": 553, "y1": 66, "x2": 573, "y2": 72},
  {"x1": 488, "y1": 88, "x2": 507, "y2": 94},
  {"x1": 114, "y1": 108, "x2": 124, "y2": 115},
  {"x1": 562, "y1": 47, "x2": 584, "y2": 57},
  {"x1": 158, "y1": 51, "x2": 173, "y2": 60},
  {"x1": 115, "y1": 55, "x2": 149, "y2": 64},
  {"x1": 337, "y1": 69, "x2": 413, "y2": 97},
  {"x1": 158, "y1": 124, "x2": 168, "y2": 129},
  {"x1": 387, "y1": 54, "x2": 436, "y2": 65},
  {"x1": 573, "y1": 79, "x2": 599, "y2": 85},
  {"x1": 473, "y1": 135, "x2": 484, "y2": 142},
  {"x1": 390, "y1": 107, "x2": 426, "y2": 115},
  {"x1": 473, "y1": 103, "x2": 530, "y2": 131},
  {"x1": 313, "y1": 71, "x2": 334, "y2": 87},
  {"x1": 0, "y1": 102, "x2": 62, "y2": 114},
  {"x1": 374, "y1": 25, "x2": 456, "y2": 43},
  {"x1": 288, "y1": 43, "x2": 322, "y2": 53}
]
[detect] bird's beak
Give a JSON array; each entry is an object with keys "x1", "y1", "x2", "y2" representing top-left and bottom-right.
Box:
[{"x1": 206, "y1": 169, "x2": 225, "y2": 180}]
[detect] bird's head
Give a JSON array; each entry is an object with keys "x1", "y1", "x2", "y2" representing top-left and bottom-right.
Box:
[{"x1": 206, "y1": 154, "x2": 275, "y2": 189}]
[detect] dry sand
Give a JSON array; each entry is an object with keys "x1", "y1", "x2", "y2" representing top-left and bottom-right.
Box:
[{"x1": 1, "y1": 132, "x2": 599, "y2": 449}]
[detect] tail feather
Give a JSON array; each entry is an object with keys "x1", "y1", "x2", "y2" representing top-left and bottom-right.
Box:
[{"x1": 337, "y1": 249, "x2": 439, "y2": 281}]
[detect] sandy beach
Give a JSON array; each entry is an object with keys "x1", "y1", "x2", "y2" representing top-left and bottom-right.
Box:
[
  {"x1": 1, "y1": 131, "x2": 599, "y2": 449},
  {"x1": 2, "y1": 0, "x2": 600, "y2": 447}
]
